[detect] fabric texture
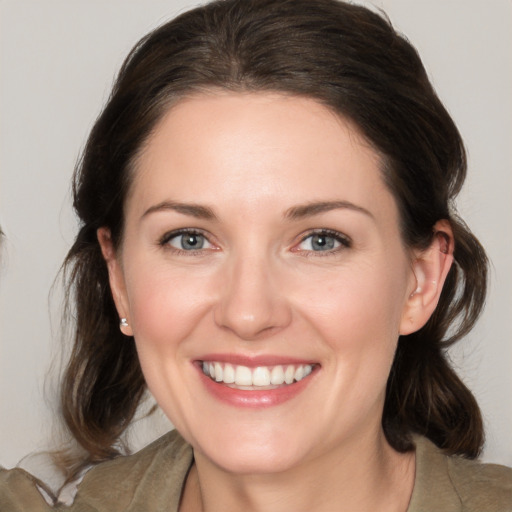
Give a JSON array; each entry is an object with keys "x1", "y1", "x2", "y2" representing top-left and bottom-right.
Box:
[
  {"x1": 1, "y1": 430, "x2": 511, "y2": 511},
  {"x1": 408, "y1": 435, "x2": 512, "y2": 511}
]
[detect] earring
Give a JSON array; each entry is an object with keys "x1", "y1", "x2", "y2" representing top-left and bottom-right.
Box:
[{"x1": 120, "y1": 318, "x2": 129, "y2": 329}]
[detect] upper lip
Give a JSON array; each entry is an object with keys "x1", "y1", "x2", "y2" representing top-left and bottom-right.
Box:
[{"x1": 197, "y1": 353, "x2": 318, "y2": 367}]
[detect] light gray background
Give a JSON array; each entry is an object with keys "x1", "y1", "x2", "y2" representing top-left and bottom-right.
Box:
[{"x1": 1, "y1": 0, "x2": 511, "y2": 470}]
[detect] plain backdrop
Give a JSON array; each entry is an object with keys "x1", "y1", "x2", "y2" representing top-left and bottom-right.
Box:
[{"x1": 1, "y1": 0, "x2": 511, "y2": 470}]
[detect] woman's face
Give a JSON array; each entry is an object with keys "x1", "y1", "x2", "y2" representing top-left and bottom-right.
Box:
[{"x1": 105, "y1": 92, "x2": 420, "y2": 474}]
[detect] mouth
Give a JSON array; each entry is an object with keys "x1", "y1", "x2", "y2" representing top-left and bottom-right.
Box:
[{"x1": 200, "y1": 361, "x2": 316, "y2": 390}]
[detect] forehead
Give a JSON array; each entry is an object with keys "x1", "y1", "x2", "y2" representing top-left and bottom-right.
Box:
[{"x1": 128, "y1": 91, "x2": 396, "y2": 223}]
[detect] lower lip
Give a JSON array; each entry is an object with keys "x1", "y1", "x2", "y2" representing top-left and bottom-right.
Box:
[{"x1": 196, "y1": 365, "x2": 316, "y2": 408}]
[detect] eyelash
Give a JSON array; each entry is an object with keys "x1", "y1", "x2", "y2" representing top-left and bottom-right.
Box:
[
  {"x1": 293, "y1": 229, "x2": 352, "y2": 256},
  {"x1": 159, "y1": 229, "x2": 215, "y2": 255},
  {"x1": 158, "y1": 228, "x2": 352, "y2": 256}
]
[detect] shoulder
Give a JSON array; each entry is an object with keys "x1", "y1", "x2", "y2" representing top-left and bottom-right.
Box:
[
  {"x1": 0, "y1": 466, "x2": 54, "y2": 511},
  {"x1": 447, "y1": 451, "x2": 512, "y2": 511},
  {"x1": 72, "y1": 429, "x2": 193, "y2": 511},
  {"x1": 1, "y1": 430, "x2": 193, "y2": 512},
  {"x1": 409, "y1": 435, "x2": 512, "y2": 512}
]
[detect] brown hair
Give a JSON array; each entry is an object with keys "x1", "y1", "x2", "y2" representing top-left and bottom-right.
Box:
[{"x1": 60, "y1": 0, "x2": 487, "y2": 479}]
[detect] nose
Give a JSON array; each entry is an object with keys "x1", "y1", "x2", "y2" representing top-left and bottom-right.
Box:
[{"x1": 213, "y1": 253, "x2": 292, "y2": 340}]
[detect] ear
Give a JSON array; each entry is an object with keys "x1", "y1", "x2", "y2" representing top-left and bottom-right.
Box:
[
  {"x1": 399, "y1": 220, "x2": 454, "y2": 336},
  {"x1": 97, "y1": 227, "x2": 133, "y2": 336}
]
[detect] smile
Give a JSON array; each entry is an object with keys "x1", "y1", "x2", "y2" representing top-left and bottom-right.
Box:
[{"x1": 201, "y1": 361, "x2": 314, "y2": 388}]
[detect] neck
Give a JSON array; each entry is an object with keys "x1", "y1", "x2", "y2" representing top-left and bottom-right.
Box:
[{"x1": 180, "y1": 429, "x2": 415, "y2": 512}]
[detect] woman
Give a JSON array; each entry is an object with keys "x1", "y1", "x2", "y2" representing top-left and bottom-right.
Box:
[{"x1": 1, "y1": 0, "x2": 511, "y2": 510}]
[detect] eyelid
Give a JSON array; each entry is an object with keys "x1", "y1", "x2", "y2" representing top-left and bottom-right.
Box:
[
  {"x1": 291, "y1": 228, "x2": 352, "y2": 253},
  {"x1": 159, "y1": 228, "x2": 218, "y2": 252},
  {"x1": 158, "y1": 227, "x2": 350, "y2": 255},
  {"x1": 160, "y1": 228, "x2": 204, "y2": 244}
]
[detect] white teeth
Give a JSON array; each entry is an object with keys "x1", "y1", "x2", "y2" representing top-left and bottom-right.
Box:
[
  {"x1": 214, "y1": 362, "x2": 223, "y2": 382},
  {"x1": 284, "y1": 365, "x2": 295, "y2": 384},
  {"x1": 202, "y1": 362, "x2": 314, "y2": 387},
  {"x1": 223, "y1": 363, "x2": 235, "y2": 384},
  {"x1": 252, "y1": 366, "x2": 270, "y2": 386},
  {"x1": 270, "y1": 365, "x2": 285, "y2": 385},
  {"x1": 235, "y1": 365, "x2": 253, "y2": 386}
]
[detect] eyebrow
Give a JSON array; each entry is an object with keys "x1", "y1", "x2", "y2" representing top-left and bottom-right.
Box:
[
  {"x1": 284, "y1": 201, "x2": 374, "y2": 220},
  {"x1": 141, "y1": 199, "x2": 372, "y2": 222},
  {"x1": 141, "y1": 201, "x2": 217, "y2": 221}
]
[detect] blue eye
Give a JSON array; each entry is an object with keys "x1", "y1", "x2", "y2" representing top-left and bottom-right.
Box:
[
  {"x1": 164, "y1": 231, "x2": 212, "y2": 251},
  {"x1": 297, "y1": 231, "x2": 350, "y2": 252}
]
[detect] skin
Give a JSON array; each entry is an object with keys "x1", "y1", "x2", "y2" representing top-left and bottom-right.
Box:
[{"x1": 99, "y1": 92, "x2": 453, "y2": 512}]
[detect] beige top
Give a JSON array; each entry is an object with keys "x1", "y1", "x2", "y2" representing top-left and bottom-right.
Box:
[{"x1": 1, "y1": 430, "x2": 511, "y2": 511}]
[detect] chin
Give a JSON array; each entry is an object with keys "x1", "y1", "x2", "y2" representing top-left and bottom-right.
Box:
[
  {"x1": 192, "y1": 426, "x2": 308, "y2": 475},
  {"x1": 208, "y1": 446, "x2": 302, "y2": 475}
]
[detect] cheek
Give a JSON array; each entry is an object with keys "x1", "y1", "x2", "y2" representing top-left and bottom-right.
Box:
[
  {"x1": 298, "y1": 262, "x2": 406, "y2": 336},
  {"x1": 124, "y1": 265, "x2": 212, "y2": 356},
  {"x1": 295, "y1": 262, "x2": 408, "y2": 377},
  {"x1": 122, "y1": 267, "x2": 211, "y2": 422}
]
